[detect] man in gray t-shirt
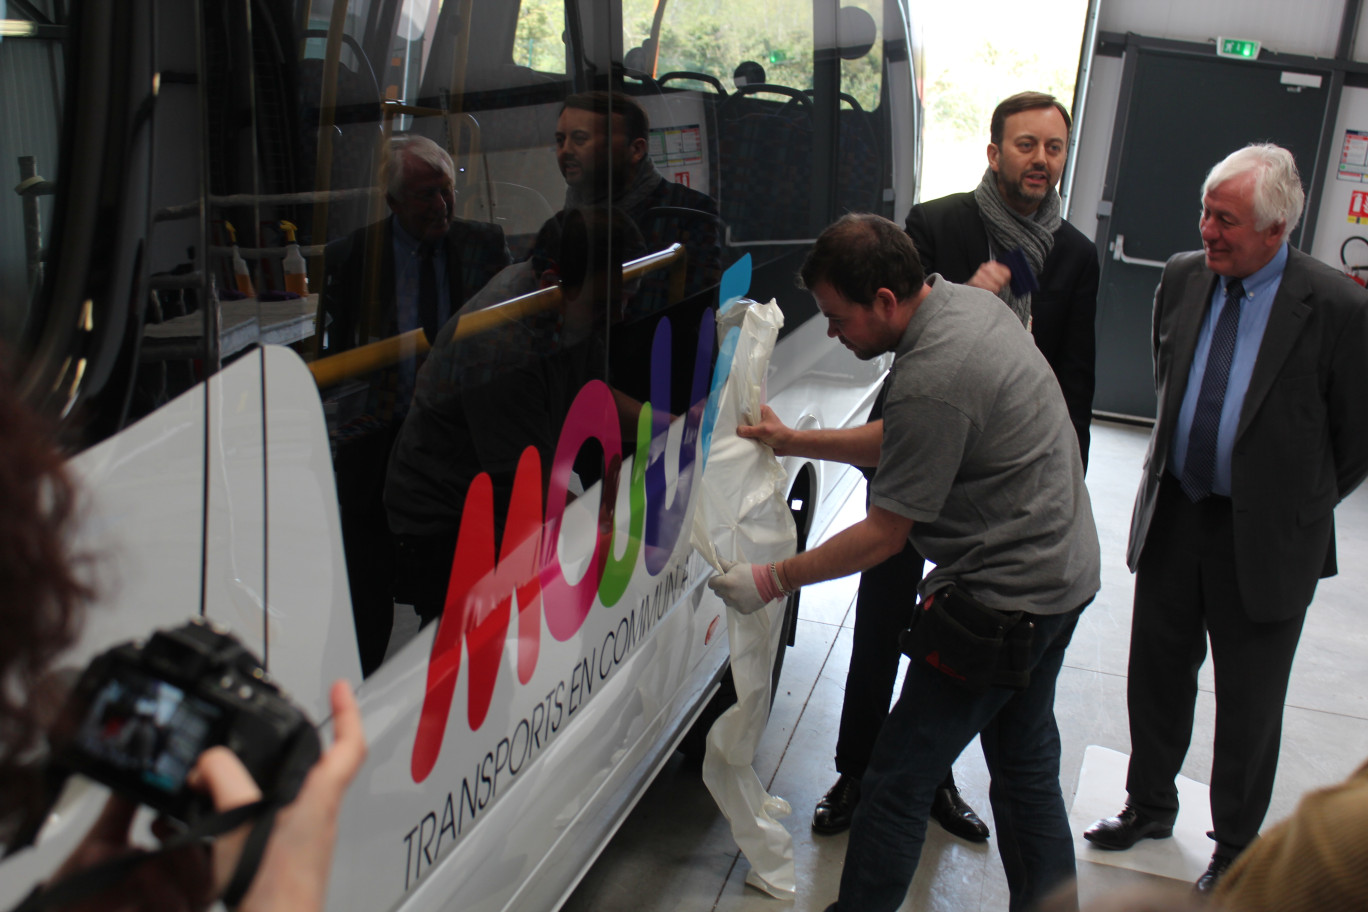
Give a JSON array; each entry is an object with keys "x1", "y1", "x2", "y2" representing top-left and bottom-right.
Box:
[
  {"x1": 708, "y1": 213, "x2": 1099, "y2": 912},
  {"x1": 875, "y1": 260, "x2": 1098, "y2": 615}
]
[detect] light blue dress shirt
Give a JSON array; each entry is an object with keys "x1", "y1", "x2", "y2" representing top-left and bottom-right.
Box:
[{"x1": 1169, "y1": 243, "x2": 1288, "y2": 497}]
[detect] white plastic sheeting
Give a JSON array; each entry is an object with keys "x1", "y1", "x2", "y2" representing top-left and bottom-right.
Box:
[{"x1": 691, "y1": 298, "x2": 798, "y2": 899}]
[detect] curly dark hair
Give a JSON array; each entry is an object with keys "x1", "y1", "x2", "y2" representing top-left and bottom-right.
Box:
[{"x1": 0, "y1": 358, "x2": 90, "y2": 838}]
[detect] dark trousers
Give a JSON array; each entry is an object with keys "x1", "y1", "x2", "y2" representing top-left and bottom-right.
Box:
[
  {"x1": 837, "y1": 605, "x2": 1083, "y2": 912},
  {"x1": 836, "y1": 538, "x2": 923, "y2": 776},
  {"x1": 837, "y1": 381, "x2": 955, "y2": 788},
  {"x1": 334, "y1": 421, "x2": 399, "y2": 676},
  {"x1": 393, "y1": 530, "x2": 459, "y2": 625},
  {"x1": 1126, "y1": 474, "x2": 1307, "y2": 852}
]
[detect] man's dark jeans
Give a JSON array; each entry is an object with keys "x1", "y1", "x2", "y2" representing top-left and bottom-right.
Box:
[{"x1": 833, "y1": 603, "x2": 1084, "y2": 912}]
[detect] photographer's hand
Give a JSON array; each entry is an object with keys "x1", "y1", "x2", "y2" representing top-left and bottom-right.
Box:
[
  {"x1": 45, "y1": 794, "x2": 214, "y2": 912},
  {"x1": 192, "y1": 679, "x2": 367, "y2": 912}
]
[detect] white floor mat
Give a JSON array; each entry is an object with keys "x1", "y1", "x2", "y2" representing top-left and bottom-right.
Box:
[{"x1": 1069, "y1": 745, "x2": 1215, "y2": 883}]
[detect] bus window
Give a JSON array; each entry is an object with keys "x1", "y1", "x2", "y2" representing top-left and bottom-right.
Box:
[
  {"x1": 839, "y1": 0, "x2": 882, "y2": 112},
  {"x1": 514, "y1": 0, "x2": 568, "y2": 75},
  {"x1": 0, "y1": 0, "x2": 914, "y2": 683},
  {"x1": 295, "y1": 2, "x2": 722, "y2": 675},
  {"x1": 832, "y1": 3, "x2": 888, "y2": 222},
  {"x1": 0, "y1": 9, "x2": 64, "y2": 355},
  {"x1": 627, "y1": 0, "x2": 814, "y2": 95},
  {"x1": 0, "y1": 2, "x2": 912, "y2": 906}
]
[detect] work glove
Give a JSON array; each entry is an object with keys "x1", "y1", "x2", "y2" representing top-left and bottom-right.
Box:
[{"x1": 708, "y1": 559, "x2": 782, "y2": 614}]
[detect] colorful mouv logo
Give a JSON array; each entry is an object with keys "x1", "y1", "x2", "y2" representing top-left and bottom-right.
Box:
[{"x1": 411, "y1": 256, "x2": 753, "y2": 782}]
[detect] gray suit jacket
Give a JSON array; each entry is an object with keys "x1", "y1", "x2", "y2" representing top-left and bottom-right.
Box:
[{"x1": 1127, "y1": 247, "x2": 1368, "y2": 622}]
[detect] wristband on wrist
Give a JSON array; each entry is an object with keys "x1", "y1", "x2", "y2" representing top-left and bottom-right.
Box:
[{"x1": 769, "y1": 562, "x2": 791, "y2": 597}]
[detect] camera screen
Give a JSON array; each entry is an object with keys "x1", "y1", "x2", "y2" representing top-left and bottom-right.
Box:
[{"x1": 71, "y1": 666, "x2": 225, "y2": 795}]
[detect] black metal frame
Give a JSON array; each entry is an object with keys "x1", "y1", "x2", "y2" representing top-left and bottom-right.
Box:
[{"x1": 1092, "y1": 7, "x2": 1368, "y2": 255}]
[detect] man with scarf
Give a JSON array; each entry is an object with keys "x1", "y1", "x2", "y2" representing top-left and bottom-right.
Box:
[
  {"x1": 904, "y1": 90, "x2": 1097, "y2": 462},
  {"x1": 808, "y1": 91, "x2": 1097, "y2": 845}
]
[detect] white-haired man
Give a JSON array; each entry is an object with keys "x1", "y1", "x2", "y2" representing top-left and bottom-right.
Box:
[
  {"x1": 1085, "y1": 144, "x2": 1368, "y2": 892},
  {"x1": 320, "y1": 134, "x2": 509, "y2": 357}
]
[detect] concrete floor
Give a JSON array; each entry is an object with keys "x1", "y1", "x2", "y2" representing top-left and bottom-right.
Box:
[{"x1": 563, "y1": 420, "x2": 1368, "y2": 912}]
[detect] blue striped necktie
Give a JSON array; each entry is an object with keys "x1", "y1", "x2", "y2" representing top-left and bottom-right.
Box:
[
  {"x1": 418, "y1": 243, "x2": 439, "y2": 343},
  {"x1": 1180, "y1": 278, "x2": 1245, "y2": 502}
]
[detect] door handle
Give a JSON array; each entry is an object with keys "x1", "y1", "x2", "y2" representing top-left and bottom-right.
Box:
[{"x1": 1111, "y1": 234, "x2": 1168, "y2": 269}]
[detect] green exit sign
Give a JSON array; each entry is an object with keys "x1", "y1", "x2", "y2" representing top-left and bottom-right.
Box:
[{"x1": 1217, "y1": 37, "x2": 1262, "y2": 59}]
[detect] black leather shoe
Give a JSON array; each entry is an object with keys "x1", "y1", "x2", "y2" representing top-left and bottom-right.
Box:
[
  {"x1": 812, "y1": 775, "x2": 861, "y2": 835},
  {"x1": 1083, "y1": 806, "x2": 1174, "y2": 850},
  {"x1": 1193, "y1": 853, "x2": 1234, "y2": 894},
  {"x1": 930, "y1": 784, "x2": 990, "y2": 842}
]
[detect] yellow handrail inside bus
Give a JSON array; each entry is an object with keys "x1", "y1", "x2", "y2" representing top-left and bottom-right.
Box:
[
  {"x1": 307, "y1": 329, "x2": 430, "y2": 389},
  {"x1": 308, "y1": 243, "x2": 686, "y2": 389}
]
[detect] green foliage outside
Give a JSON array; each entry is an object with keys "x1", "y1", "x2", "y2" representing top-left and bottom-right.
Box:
[
  {"x1": 514, "y1": 0, "x2": 566, "y2": 74},
  {"x1": 841, "y1": 43, "x2": 883, "y2": 113},
  {"x1": 639, "y1": 0, "x2": 816, "y2": 92},
  {"x1": 926, "y1": 41, "x2": 1077, "y2": 144},
  {"x1": 512, "y1": 0, "x2": 884, "y2": 111},
  {"x1": 917, "y1": 0, "x2": 1087, "y2": 203}
]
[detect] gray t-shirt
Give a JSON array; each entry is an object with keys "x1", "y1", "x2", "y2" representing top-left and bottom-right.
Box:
[{"x1": 870, "y1": 275, "x2": 1100, "y2": 615}]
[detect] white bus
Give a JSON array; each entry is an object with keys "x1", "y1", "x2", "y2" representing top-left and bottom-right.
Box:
[{"x1": 0, "y1": 0, "x2": 921, "y2": 909}]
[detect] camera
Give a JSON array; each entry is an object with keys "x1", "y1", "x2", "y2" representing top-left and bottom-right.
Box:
[{"x1": 48, "y1": 619, "x2": 320, "y2": 824}]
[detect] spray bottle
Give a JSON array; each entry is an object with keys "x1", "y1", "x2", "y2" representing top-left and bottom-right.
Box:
[
  {"x1": 280, "y1": 220, "x2": 308, "y2": 296},
  {"x1": 224, "y1": 221, "x2": 255, "y2": 296}
]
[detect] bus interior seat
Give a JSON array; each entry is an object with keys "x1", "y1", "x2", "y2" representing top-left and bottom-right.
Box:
[
  {"x1": 634, "y1": 205, "x2": 727, "y2": 314},
  {"x1": 832, "y1": 7, "x2": 885, "y2": 215},
  {"x1": 833, "y1": 93, "x2": 884, "y2": 215},
  {"x1": 659, "y1": 71, "x2": 728, "y2": 95},
  {"x1": 715, "y1": 82, "x2": 815, "y2": 243},
  {"x1": 622, "y1": 47, "x2": 660, "y2": 90}
]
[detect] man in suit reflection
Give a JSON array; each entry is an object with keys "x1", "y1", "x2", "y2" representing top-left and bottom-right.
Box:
[
  {"x1": 1084, "y1": 144, "x2": 1368, "y2": 893},
  {"x1": 318, "y1": 135, "x2": 509, "y2": 675},
  {"x1": 319, "y1": 134, "x2": 509, "y2": 365}
]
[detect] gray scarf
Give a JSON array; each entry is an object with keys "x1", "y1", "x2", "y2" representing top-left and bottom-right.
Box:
[
  {"x1": 564, "y1": 156, "x2": 662, "y2": 220},
  {"x1": 973, "y1": 167, "x2": 1061, "y2": 327}
]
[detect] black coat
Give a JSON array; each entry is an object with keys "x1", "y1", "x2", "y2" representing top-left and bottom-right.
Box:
[{"x1": 905, "y1": 192, "x2": 1099, "y2": 466}]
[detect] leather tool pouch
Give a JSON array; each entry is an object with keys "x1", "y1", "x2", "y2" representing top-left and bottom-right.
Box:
[{"x1": 898, "y1": 585, "x2": 1035, "y2": 694}]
